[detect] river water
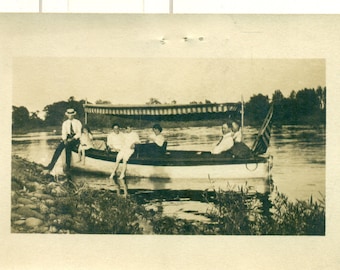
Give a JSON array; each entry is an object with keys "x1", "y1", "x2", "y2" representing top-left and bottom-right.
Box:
[{"x1": 12, "y1": 125, "x2": 325, "y2": 221}]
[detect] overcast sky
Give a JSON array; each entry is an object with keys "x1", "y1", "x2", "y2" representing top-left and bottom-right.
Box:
[
  {"x1": 13, "y1": 57, "x2": 325, "y2": 113},
  {"x1": 1, "y1": 14, "x2": 330, "y2": 114}
]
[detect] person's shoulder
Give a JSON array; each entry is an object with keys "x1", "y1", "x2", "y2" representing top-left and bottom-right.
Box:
[{"x1": 62, "y1": 119, "x2": 69, "y2": 126}]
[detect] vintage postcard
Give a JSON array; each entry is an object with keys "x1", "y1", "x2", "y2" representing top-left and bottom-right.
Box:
[{"x1": 1, "y1": 12, "x2": 340, "y2": 270}]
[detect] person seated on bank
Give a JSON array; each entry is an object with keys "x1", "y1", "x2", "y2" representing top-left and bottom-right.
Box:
[
  {"x1": 211, "y1": 123, "x2": 234, "y2": 155},
  {"x1": 43, "y1": 108, "x2": 82, "y2": 174},
  {"x1": 77, "y1": 125, "x2": 94, "y2": 165},
  {"x1": 109, "y1": 125, "x2": 140, "y2": 181},
  {"x1": 231, "y1": 120, "x2": 242, "y2": 143},
  {"x1": 106, "y1": 123, "x2": 124, "y2": 153}
]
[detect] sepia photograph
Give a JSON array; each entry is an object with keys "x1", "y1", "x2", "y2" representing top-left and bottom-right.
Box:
[{"x1": 1, "y1": 6, "x2": 340, "y2": 270}]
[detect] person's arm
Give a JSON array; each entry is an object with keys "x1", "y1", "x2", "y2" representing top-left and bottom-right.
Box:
[
  {"x1": 155, "y1": 134, "x2": 165, "y2": 147},
  {"x1": 211, "y1": 135, "x2": 234, "y2": 154},
  {"x1": 73, "y1": 120, "x2": 82, "y2": 140},
  {"x1": 106, "y1": 134, "x2": 111, "y2": 147},
  {"x1": 61, "y1": 121, "x2": 68, "y2": 142},
  {"x1": 148, "y1": 133, "x2": 155, "y2": 143},
  {"x1": 221, "y1": 136, "x2": 234, "y2": 152},
  {"x1": 107, "y1": 134, "x2": 114, "y2": 150},
  {"x1": 130, "y1": 133, "x2": 140, "y2": 149}
]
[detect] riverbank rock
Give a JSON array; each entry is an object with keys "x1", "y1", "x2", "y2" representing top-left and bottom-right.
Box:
[
  {"x1": 11, "y1": 212, "x2": 22, "y2": 221},
  {"x1": 17, "y1": 197, "x2": 34, "y2": 205},
  {"x1": 45, "y1": 199, "x2": 55, "y2": 206},
  {"x1": 16, "y1": 206, "x2": 44, "y2": 220},
  {"x1": 25, "y1": 217, "x2": 43, "y2": 228},
  {"x1": 39, "y1": 203, "x2": 49, "y2": 214},
  {"x1": 14, "y1": 220, "x2": 26, "y2": 226},
  {"x1": 34, "y1": 193, "x2": 54, "y2": 200}
]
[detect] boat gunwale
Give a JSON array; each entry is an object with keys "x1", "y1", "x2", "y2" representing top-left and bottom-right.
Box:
[{"x1": 74, "y1": 147, "x2": 269, "y2": 167}]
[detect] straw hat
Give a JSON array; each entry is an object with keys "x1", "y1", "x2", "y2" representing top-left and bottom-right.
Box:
[{"x1": 65, "y1": 108, "x2": 77, "y2": 116}]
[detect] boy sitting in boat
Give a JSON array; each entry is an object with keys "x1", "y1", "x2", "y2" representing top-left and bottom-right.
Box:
[
  {"x1": 211, "y1": 123, "x2": 234, "y2": 155},
  {"x1": 77, "y1": 125, "x2": 94, "y2": 165}
]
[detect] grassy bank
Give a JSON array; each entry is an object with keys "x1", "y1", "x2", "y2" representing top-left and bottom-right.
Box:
[{"x1": 11, "y1": 156, "x2": 325, "y2": 235}]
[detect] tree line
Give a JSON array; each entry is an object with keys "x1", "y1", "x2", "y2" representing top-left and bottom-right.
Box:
[
  {"x1": 12, "y1": 86, "x2": 326, "y2": 131},
  {"x1": 245, "y1": 86, "x2": 326, "y2": 126}
]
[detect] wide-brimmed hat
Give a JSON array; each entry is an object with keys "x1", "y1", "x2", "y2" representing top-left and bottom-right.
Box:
[{"x1": 65, "y1": 108, "x2": 77, "y2": 116}]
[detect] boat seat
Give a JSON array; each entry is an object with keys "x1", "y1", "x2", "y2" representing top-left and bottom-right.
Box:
[{"x1": 135, "y1": 141, "x2": 167, "y2": 157}]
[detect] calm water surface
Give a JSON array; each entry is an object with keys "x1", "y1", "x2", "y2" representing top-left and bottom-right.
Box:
[{"x1": 12, "y1": 125, "x2": 325, "y2": 221}]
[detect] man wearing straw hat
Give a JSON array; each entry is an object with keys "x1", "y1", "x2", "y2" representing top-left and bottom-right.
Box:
[{"x1": 43, "y1": 108, "x2": 82, "y2": 174}]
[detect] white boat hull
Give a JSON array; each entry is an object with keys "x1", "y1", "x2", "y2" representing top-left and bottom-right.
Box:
[{"x1": 71, "y1": 152, "x2": 272, "y2": 193}]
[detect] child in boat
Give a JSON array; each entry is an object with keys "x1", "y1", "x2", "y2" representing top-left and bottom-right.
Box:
[{"x1": 78, "y1": 126, "x2": 94, "y2": 165}]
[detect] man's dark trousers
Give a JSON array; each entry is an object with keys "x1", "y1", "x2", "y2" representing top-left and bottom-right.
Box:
[{"x1": 46, "y1": 139, "x2": 79, "y2": 171}]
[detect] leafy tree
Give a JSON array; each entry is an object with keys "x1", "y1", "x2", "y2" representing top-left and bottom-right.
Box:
[
  {"x1": 316, "y1": 86, "x2": 326, "y2": 110},
  {"x1": 146, "y1": 98, "x2": 161, "y2": 105},
  {"x1": 245, "y1": 94, "x2": 270, "y2": 126},
  {"x1": 272, "y1": 90, "x2": 285, "y2": 125},
  {"x1": 12, "y1": 106, "x2": 30, "y2": 129},
  {"x1": 29, "y1": 111, "x2": 45, "y2": 128},
  {"x1": 289, "y1": 90, "x2": 296, "y2": 100},
  {"x1": 43, "y1": 97, "x2": 85, "y2": 126},
  {"x1": 295, "y1": 88, "x2": 320, "y2": 116}
]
